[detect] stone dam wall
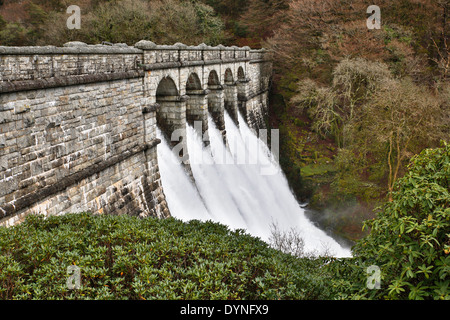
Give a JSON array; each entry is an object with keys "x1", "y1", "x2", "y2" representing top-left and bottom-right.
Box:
[{"x1": 0, "y1": 40, "x2": 272, "y2": 226}]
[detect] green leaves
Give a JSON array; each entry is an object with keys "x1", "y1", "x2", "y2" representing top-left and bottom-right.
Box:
[
  {"x1": 347, "y1": 142, "x2": 450, "y2": 300},
  {"x1": 416, "y1": 265, "x2": 434, "y2": 279},
  {"x1": 0, "y1": 213, "x2": 328, "y2": 300},
  {"x1": 388, "y1": 279, "x2": 408, "y2": 297},
  {"x1": 407, "y1": 282, "x2": 429, "y2": 300}
]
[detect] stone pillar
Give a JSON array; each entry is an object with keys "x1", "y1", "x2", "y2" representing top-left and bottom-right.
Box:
[
  {"x1": 186, "y1": 89, "x2": 209, "y2": 146},
  {"x1": 242, "y1": 95, "x2": 268, "y2": 131},
  {"x1": 207, "y1": 85, "x2": 227, "y2": 144},
  {"x1": 237, "y1": 78, "x2": 251, "y2": 122},
  {"x1": 156, "y1": 94, "x2": 194, "y2": 180},
  {"x1": 224, "y1": 83, "x2": 239, "y2": 125},
  {"x1": 156, "y1": 94, "x2": 188, "y2": 156}
]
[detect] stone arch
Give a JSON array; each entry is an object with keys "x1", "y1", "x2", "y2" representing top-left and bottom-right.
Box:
[
  {"x1": 185, "y1": 72, "x2": 208, "y2": 144},
  {"x1": 155, "y1": 76, "x2": 187, "y2": 154},
  {"x1": 224, "y1": 68, "x2": 234, "y2": 85},
  {"x1": 156, "y1": 76, "x2": 179, "y2": 96},
  {"x1": 237, "y1": 66, "x2": 245, "y2": 81},
  {"x1": 208, "y1": 70, "x2": 221, "y2": 87},
  {"x1": 224, "y1": 68, "x2": 238, "y2": 124},
  {"x1": 186, "y1": 72, "x2": 202, "y2": 91}
]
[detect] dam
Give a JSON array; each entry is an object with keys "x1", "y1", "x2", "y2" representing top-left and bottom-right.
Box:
[{"x1": 0, "y1": 40, "x2": 350, "y2": 256}]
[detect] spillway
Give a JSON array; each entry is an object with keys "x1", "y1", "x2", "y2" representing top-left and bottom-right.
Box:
[{"x1": 157, "y1": 112, "x2": 351, "y2": 258}]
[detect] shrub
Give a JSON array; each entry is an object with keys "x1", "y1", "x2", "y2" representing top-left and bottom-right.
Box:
[
  {"x1": 332, "y1": 57, "x2": 392, "y2": 109},
  {"x1": 334, "y1": 142, "x2": 450, "y2": 300},
  {"x1": 290, "y1": 79, "x2": 341, "y2": 140},
  {"x1": 37, "y1": 0, "x2": 225, "y2": 46},
  {"x1": 0, "y1": 22, "x2": 29, "y2": 46},
  {"x1": 0, "y1": 213, "x2": 331, "y2": 300},
  {"x1": 268, "y1": 222, "x2": 306, "y2": 258}
]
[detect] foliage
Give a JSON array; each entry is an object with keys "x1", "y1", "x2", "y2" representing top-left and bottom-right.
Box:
[
  {"x1": 240, "y1": 0, "x2": 289, "y2": 43},
  {"x1": 331, "y1": 58, "x2": 391, "y2": 114},
  {"x1": 1, "y1": 0, "x2": 225, "y2": 46},
  {"x1": 191, "y1": 0, "x2": 225, "y2": 45},
  {"x1": 0, "y1": 21, "x2": 28, "y2": 45},
  {"x1": 291, "y1": 58, "x2": 393, "y2": 146},
  {"x1": 291, "y1": 58, "x2": 449, "y2": 199},
  {"x1": 199, "y1": 0, "x2": 249, "y2": 19},
  {"x1": 0, "y1": 213, "x2": 332, "y2": 300},
  {"x1": 291, "y1": 79, "x2": 340, "y2": 141},
  {"x1": 334, "y1": 142, "x2": 450, "y2": 300},
  {"x1": 264, "y1": 0, "x2": 449, "y2": 230},
  {"x1": 265, "y1": 0, "x2": 340, "y2": 66},
  {"x1": 356, "y1": 78, "x2": 447, "y2": 196}
]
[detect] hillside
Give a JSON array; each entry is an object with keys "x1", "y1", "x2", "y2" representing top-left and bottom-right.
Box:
[{"x1": 261, "y1": 0, "x2": 450, "y2": 240}]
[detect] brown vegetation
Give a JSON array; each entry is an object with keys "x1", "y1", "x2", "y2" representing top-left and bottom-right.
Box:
[
  {"x1": 261, "y1": 0, "x2": 449, "y2": 240},
  {"x1": 0, "y1": 0, "x2": 226, "y2": 46}
]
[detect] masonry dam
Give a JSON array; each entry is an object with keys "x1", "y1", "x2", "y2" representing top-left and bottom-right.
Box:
[{"x1": 0, "y1": 41, "x2": 350, "y2": 257}]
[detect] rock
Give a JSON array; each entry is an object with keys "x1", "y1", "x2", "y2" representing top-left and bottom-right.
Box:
[
  {"x1": 134, "y1": 40, "x2": 157, "y2": 49},
  {"x1": 173, "y1": 42, "x2": 187, "y2": 49},
  {"x1": 63, "y1": 41, "x2": 88, "y2": 47}
]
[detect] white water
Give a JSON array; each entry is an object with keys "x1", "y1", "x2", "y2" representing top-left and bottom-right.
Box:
[{"x1": 157, "y1": 112, "x2": 351, "y2": 258}]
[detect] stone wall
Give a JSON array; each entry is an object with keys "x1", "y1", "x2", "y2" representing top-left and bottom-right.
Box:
[
  {"x1": 0, "y1": 75, "x2": 168, "y2": 226},
  {"x1": 0, "y1": 41, "x2": 272, "y2": 227},
  {"x1": 0, "y1": 44, "x2": 142, "y2": 83},
  {"x1": 239, "y1": 49, "x2": 271, "y2": 129}
]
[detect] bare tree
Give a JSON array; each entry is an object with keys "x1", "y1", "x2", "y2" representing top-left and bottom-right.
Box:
[
  {"x1": 358, "y1": 78, "x2": 446, "y2": 199},
  {"x1": 268, "y1": 221, "x2": 306, "y2": 257},
  {"x1": 268, "y1": 221, "x2": 334, "y2": 258},
  {"x1": 429, "y1": 0, "x2": 450, "y2": 79},
  {"x1": 265, "y1": 0, "x2": 341, "y2": 67}
]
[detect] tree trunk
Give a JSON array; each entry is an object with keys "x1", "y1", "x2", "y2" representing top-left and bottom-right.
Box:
[{"x1": 388, "y1": 132, "x2": 394, "y2": 202}]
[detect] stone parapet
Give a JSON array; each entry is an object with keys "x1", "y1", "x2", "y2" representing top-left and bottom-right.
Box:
[{"x1": 0, "y1": 41, "x2": 266, "y2": 85}]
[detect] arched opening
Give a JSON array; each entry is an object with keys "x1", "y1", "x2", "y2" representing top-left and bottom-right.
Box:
[
  {"x1": 224, "y1": 68, "x2": 238, "y2": 124},
  {"x1": 208, "y1": 70, "x2": 220, "y2": 87},
  {"x1": 156, "y1": 77, "x2": 178, "y2": 96},
  {"x1": 185, "y1": 73, "x2": 209, "y2": 145},
  {"x1": 224, "y1": 68, "x2": 234, "y2": 85},
  {"x1": 186, "y1": 73, "x2": 202, "y2": 92},
  {"x1": 237, "y1": 67, "x2": 245, "y2": 82},
  {"x1": 207, "y1": 70, "x2": 225, "y2": 139},
  {"x1": 155, "y1": 76, "x2": 187, "y2": 154},
  {"x1": 237, "y1": 66, "x2": 249, "y2": 119}
]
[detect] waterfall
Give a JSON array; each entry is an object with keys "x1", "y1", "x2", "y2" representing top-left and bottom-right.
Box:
[{"x1": 157, "y1": 112, "x2": 352, "y2": 258}]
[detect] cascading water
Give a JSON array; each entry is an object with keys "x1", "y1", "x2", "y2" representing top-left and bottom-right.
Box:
[{"x1": 157, "y1": 112, "x2": 351, "y2": 258}]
